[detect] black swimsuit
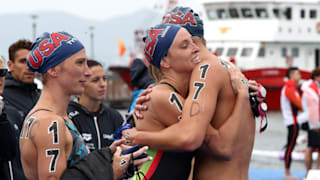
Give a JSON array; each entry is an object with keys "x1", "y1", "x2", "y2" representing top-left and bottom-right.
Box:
[{"x1": 133, "y1": 82, "x2": 194, "y2": 180}]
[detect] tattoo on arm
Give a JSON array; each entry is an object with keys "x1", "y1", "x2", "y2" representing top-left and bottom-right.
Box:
[
  {"x1": 20, "y1": 117, "x2": 36, "y2": 139},
  {"x1": 219, "y1": 60, "x2": 231, "y2": 69},
  {"x1": 199, "y1": 64, "x2": 210, "y2": 79},
  {"x1": 169, "y1": 92, "x2": 183, "y2": 120},
  {"x1": 169, "y1": 93, "x2": 183, "y2": 112},
  {"x1": 48, "y1": 121, "x2": 59, "y2": 144},
  {"x1": 46, "y1": 148, "x2": 60, "y2": 173},
  {"x1": 193, "y1": 82, "x2": 205, "y2": 100},
  {"x1": 190, "y1": 101, "x2": 201, "y2": 117}
]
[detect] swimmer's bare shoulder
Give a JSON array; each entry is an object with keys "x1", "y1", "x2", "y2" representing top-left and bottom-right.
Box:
[
  {"x1": 20, "y1": 111, "x2": 70, "y2": 179},
  {"x1": 145, "y1": 85, "x2": 185, "y2": 127}
]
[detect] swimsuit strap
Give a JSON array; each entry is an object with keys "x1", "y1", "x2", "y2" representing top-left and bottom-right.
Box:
[
  {"x1": 160, "y1": 82, "x2": 180, "y2": 94},
  {"x1": 27, "y1": 108, "x2": 68, "y2": 123},
  {"x1": 26, "y1": 108, "x2": 53, "y2": 119}
]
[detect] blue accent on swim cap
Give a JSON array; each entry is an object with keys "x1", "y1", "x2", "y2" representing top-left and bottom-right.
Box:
[
  {"x1": 162, "y1": 6, "x2": 204, "y2": 38},
  {"x1": 27, "y1": 32, "x2": 84, "y2": 74},
  {"x1": 144, "y1": 24, "x2": 181, "y2": 68}
]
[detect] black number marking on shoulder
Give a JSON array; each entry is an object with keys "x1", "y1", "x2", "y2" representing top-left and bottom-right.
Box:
[
  {"x1": 20, "y1": 119, "x2": 27, "y2": 138},
  {"x1": 199, "y1": 64, "x2": 210, "y2": 79},
  {"x1": 46, "y1": 148, "x2": 60, "y2": 173},
  {"x1": 193, "y1": 81, "x2": 205, "y2": 100},
  {"x1": 219, "y1": 59, "x2": 231, "y2": 69},
  {"x1": 169, "y1": 93, "x2": 183, "y2": 120},
  {"x1": 48, "y1": 121, "x2": 59, "y2": 144},
  {"x1": 169, "y1": 92, "x2": 183, "y2": 112},
  {"x1": 24, "y1": 117, "x2": 36, "y2": 139}
]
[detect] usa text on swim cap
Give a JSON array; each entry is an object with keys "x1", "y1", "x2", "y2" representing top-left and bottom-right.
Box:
[{"x1": 27, "y1": 32, "x2": 84, "y2": 74}]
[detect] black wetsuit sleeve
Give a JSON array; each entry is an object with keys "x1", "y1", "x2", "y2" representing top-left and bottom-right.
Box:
[
  {"x1": 61, "y1": 147, "x2": 114, "y2": 180},
  {"x1": 0, "y1": 112, "x2": 17, "y2": 161}
]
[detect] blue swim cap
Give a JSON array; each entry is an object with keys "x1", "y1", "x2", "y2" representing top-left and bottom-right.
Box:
[
  {"x1": 144, "y1": 24, "x2": 181, "y2": 68},
  {"x1": 27, "y1": 32, "x2": 84, "y2": 74},
  {"x1": 162, "y1": 6, "x2": 204, "y2": 38}
]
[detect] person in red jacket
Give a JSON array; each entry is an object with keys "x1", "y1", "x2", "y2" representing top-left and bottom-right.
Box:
[
  {"x1": 301, "y1": 68, "x2": 320, "y2": 176},
  {"x1": 280, "y1": 67, "x2": 303, "y2": 180}
]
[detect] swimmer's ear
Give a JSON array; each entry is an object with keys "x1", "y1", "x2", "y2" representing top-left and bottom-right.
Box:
[
  {"x1": 160, "y1": 56, "x2": 170, "y2": 69},
  {"x1": 47, "y1": 66, "x2": 58, "y2": 77}
]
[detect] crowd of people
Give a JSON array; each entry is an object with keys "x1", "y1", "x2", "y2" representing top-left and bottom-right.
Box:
[
  {"x1": 281, "y1": 66, "x2": 320, "y2": 179},
  {"x1": 3, "y1": 4, "x2": 318, "y2": 180},
  {"x1": 0, "y1": 32, "x2": 150, "y2": 180}
]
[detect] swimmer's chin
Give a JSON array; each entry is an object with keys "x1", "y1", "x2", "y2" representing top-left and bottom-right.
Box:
[{"x1": 192, "y1": 56, "x2": 201, "y2": 64}]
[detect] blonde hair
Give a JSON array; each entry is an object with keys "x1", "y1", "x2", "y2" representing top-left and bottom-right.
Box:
[
  {"x1": 41, "y1": 73, "x2": 48, "y2": 85},
  {"x1": 0, "y1": 55, "x2": 5, "y2": 66},
  {"x1": 192, "y1": 36, "x2": 206, "y2": 47},
  {"x1": 41, "y1": 59, "x2": 66, "y2": 85},
  {"x1": 148, "y1": 64, "x2": 162, "y2": 83}
]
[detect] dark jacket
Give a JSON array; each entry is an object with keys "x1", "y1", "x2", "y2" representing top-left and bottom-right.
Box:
[
  {"x1": 0, "y1": 102, "x2": 27, "y2": 180},
  {"x1": 67, "y1": 101, "x2": 123, "y2": 152},
  {"x1": 128, "y1": 58, "x2": 155, "y2": 112},
  {"x1": 61, "y1": 147, "x2": 114, "y2": 180},
  {"x1": 3, "y1": 72, "x2": 41, "y2": 118},
  {"x1": 130, "y1": 58, "x2": 155, "y2": 90}
]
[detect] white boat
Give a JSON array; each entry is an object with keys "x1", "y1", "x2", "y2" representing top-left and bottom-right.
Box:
[
  {"x1": 201, "y1": 0, "x2": 320, "y2": 70},
  {"x1": 200, "y1": 0, "x2": 320, "y2": 109}
]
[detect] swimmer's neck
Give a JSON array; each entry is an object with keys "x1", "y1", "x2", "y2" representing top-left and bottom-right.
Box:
[
  {"x1": 199, "y1": 47, "x2": 214, "y2": 62},
  {"x1": 160, "y1": 78, "x2": 189, "y2": 98}
]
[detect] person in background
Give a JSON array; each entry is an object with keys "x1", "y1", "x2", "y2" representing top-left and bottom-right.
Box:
[
  {"x1": 68, "y1": 59, "x2": 124, "y2": 152},
  {"x1": 4, "y1": 39, "x2": 41, "y2": 120},
  {"x1": 0, "y1": 55, "x2": 26, "y2": 180},
  {"x1": 280, "y1": 66, "x2": 303, "y2": 180},
  {"x1": 128, "y1": 58, "x2": 155, "y2": 112},
  {"x1": 301, "y1": 68, "x2": 320, "y2": 176}
]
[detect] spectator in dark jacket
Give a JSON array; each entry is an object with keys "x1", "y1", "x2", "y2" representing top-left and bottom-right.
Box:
[
  {"x1": 68, "y1": 59, "x2": 123, "y2": 152},
  {"x1": 0, "y1": 55, "x2": 26, "y2": 180},
  {"x1": 3, "y1": 39, "x2": 41, "y2": 119},
  {"x1": 128, "y1": 58, "x2": 155, "y2": 112}
]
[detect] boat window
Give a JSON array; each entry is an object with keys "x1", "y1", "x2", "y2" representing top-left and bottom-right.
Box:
[
  {"x1": 241, "y1": 8, "x2": 254, "y2": 18},
  {"x1": 256, "y1": 8, "x2": 268, "y2": 18},
  {"x1": 292, "y1": 47, "x2": 299, "y2": 57},
  {"x1": 273, "y1": 8, "x2": 281, "y2": 18},
  {"x1": 215, "y1": 47, "x2": 224, "y2": 56},
  {"x1": 310, "y1": 9, "x2": 317, "y2": 19},
  {"x1": 229, "y1": 8, "x2": 239, "y2": 18},
  {"x1": 227, "y1": 48, "x2": 238, "y2": 57},
  {"x1": 258, "y1": 47, "x2": 265, "y2": 57},
  {"x1": 301, "y1": 9, "x2": 305, "y2": 19},
  {"x1": 241, "y1": 48, "x2": 253, "y2": 57},
  {"x1": 281, "y1": 47, "x2": 287, "y2": 57},
  {"x1": 206, "y1": 9, "x2": 218, "y2": 20},
  {"x1": 283, "y1": 8, "x2": 291, "y2": 20},
  {"x1": 217, "y1": 9, "x2": 228, "y2": 19}
]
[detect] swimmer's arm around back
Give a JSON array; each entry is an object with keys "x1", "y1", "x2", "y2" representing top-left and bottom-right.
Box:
[{"x1": 133, "y1": 62, "x2": 220, "y2": 151}]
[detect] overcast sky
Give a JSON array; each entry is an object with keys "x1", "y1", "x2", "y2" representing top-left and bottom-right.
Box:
[{"x1": 0, "y1": 0, "x2": 202, "y2": 21}]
